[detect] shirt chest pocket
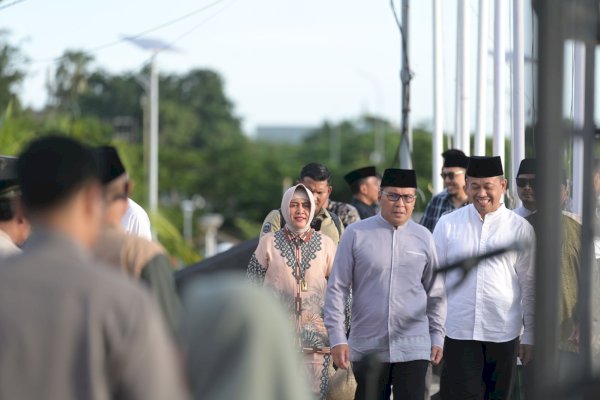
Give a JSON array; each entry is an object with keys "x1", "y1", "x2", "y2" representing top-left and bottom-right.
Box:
[{"x1": 398, "y1": 250, "x2": 427, "y2": 270}]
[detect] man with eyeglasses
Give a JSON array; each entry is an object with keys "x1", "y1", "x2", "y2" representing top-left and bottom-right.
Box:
[
  {"x1": 433, "y1": 156, "x2": 535, "y2": 400},
  {"x1": 325, "y1": 168, "x2": 446, "y2": 400},
  {"x1": 513, "y1": 158, "x2": 536, "y2": 217},
  {"x1": 420, "y1": 149, "x2": 469, "y2": 233}
]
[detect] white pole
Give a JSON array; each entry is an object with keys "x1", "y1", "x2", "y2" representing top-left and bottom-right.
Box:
[
  {"x1": 493, "y1": 0, "x2": 505, "y2": 169},
  {"x1": 433, "y1": 0, "x2": 444, "y2": 193},
  {"x1": 149, "y1": 54, "x2": 159, "y2": 215},
  {"x1": 511, "y1": 0, "x2": 525, "y2": 208},
  {"x1": 455, "y1": 1, "x2": 464, "y2": 150},
  {"x1": 460, "y1": 0, "x2": 471, "y2": 156},
  {"x1": 475, "y1": 0, "x2": 489, "y2": 156},
  {"x1": 572, "y1": 42, "x2": 585, "y2": 215}
]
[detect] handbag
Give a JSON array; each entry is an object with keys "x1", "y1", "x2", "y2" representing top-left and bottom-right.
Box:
[{"x1": 327, "y1": 363, "x2": 357, "y2": 400}]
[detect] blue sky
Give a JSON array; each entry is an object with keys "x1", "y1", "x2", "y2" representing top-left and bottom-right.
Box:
[{"x1": 3, "y1": 0, "x2": 536, "y2": 136}]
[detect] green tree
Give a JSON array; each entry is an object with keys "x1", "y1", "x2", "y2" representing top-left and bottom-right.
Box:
[
  {"x1": 79, "y1": 71, "x2": 143, "y2": 123},
  {"x1": 47, "y1": 50, "x2": 94, "y2": 115},
  {"x1": 161, "y1": 69, "x2": 243, "y2": 148},
  {"x1": 0, "y1": 30, "x2": 26, "y2": 112}
]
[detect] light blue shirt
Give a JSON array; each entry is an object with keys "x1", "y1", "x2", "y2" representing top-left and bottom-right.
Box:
[{"x1": 325, "y1": 214, "x2": 446, "y2": 363}]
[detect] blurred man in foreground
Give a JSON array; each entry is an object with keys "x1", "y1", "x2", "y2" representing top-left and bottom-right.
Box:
[
  {"x1": 92, "y1": 146, "x2": 181, "y2": 335},
  {"x1": 0, "y1": 136, "x2": 187, "y2": 400}
]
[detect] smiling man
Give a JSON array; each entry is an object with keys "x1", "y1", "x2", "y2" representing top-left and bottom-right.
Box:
[
  {"x1": 325, "y1": 168, "x2": 446, "y2": 400},
  {"x1": 433, "y1": 156, "x2": 535, "y2": 400},
  {"x1": 420, "y1": 149, "x2": 469, "y2": 233}
]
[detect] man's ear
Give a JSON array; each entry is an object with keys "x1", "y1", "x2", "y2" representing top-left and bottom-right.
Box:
[
  {"x1": 359, "y1": 182, "x2": 368, "y2": 196},
  {"x1": 12, "y1": 197, "x2": 26, "y2": 224},
  {"x1": 328, "y1": 186, "x2": 333, "y2": 195},
  {"x1": 82, "y1": 182, "x2": 103, "y2": 216}
]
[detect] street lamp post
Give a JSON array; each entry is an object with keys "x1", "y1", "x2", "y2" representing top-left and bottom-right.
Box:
[
  {"x1": 149, "y1": 54, "x2": 159, "y2": 214},
  {"x1": 124, "y1": 36, "x2": 175, "y2": 216},
  {"x1": 200, "y1": 214, "x2": 224, "y2": 258}
]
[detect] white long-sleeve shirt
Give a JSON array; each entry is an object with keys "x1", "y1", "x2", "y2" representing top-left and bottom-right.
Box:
[
  {"x1": 0, "y1": 230, "x2": 20, "y2": 257},
  {"x1": 121, "y1": 198, "x2": 152, "y2": 240},
  {"x1": 433, "y1": 204, "x2": 535, "y2": 345},
  {"x1": 325, "y1": 214, "x2": 447, "y2": 363}
]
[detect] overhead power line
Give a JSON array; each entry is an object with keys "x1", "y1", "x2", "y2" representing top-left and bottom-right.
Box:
[
  {"x1": 0, "y1": 0, "x2": 26, "y2": 11},
  {"x1": 32, "y1": 0, "x2": 228, "y2": 64},
  {"x1": 154, "y1": 0, "x2": 238, "y2": 57}
]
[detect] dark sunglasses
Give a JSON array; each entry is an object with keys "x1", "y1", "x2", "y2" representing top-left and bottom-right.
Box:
[
  {"x1": 516, "y1": 178, "x2": 536, "y2": 189},
  {"x1": 440, "y1": 171, "x2": 465, "y2": 180}
]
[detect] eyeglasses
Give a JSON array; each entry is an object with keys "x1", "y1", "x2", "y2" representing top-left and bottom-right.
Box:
[
  {"x1": 440, "y1": 170, "x2": 465, "y2": 180},
  {"x1": 516, "y1": 178, "x2": 536, "y2": 189},
  {"x1": 380, "y1": 190, "x2": 416, "y2": 203}
]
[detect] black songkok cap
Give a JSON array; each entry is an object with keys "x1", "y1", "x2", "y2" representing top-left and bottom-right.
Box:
[
  {"x1": 380, "y1": 168, "x2": 417, "y2": 188},
  {"x1": 466, "y1": 156, "x2": 504, "y2": 178},
  {"x1": 344, "y1": 166, "x2": 378, "y2": 185},
  {"x1": 517, "y1": 158, "x2": 536, "y2": 176},
  {"x1": 0, "y1": 156, "x2": 18, "y2": 195},
  {"x1": 92, "y1": 146, "x2": 126, "y2": 185},
  {"x1": 442, "y1": 149, "x2": 469, "y2": 169}
]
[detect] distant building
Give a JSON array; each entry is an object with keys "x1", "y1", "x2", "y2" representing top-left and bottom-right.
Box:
[{"x1": 254, "y1": 125, "x2": 317, "y2": 144}]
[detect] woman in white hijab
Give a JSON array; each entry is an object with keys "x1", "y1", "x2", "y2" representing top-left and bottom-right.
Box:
[{"x1": 248, "y1": 184, "x2": 338, "y2": 399}]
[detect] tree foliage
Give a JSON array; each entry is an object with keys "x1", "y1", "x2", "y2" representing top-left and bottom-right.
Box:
[
  {"x1": 0, "y1": 35, "x2": 527, "y2": 263},
  {"x1": 0, "y1": 31, "x2": 26, "y2": 112}
]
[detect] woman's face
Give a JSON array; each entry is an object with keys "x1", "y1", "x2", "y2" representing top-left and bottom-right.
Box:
[{"x1": 288, "y1": 196, "x2": 311, "y2": 230}]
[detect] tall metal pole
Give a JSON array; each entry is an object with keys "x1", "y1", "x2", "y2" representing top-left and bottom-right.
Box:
[
  {"x1": 511, "y1": 0, "x2": 525, "y2": 207},
  {"x1": 149, "y1": 54, "x2": 159, "y2": 215},
  {"x1": 432, "y1": 0, "x2": 444, "y2": 194},
  {"x1": 399, "y1": 0, "x2": 413, "y2": 169},
  {"x1": 579, "y1": 39, "x2": 596, "y2": 381},
  {"x1": 572, "y1": 42, "x2": 585, "y2": 215},
  {"x1": 532, "y1": 1, "x2": 563, "y2": 398},
  {"x1": 460, "y1": 0, "x2": 471, "y2": 156},
  {"x1": 455, "y1": 1, "x2": 464, "y2": 150},
  {"x1": 475, "y1": 0, "x2": 489, "y2": 156},
  {"x1": 493, "y1": 0, "x2": 506, "y2": 169}
]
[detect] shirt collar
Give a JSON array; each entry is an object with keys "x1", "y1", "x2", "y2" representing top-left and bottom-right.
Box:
[
  {"x1": 376, "y1": 212, "x2": 411, "y2": 230},
  {"x1": 468, "y1": 203, "x2": 507, "y2": 221}
]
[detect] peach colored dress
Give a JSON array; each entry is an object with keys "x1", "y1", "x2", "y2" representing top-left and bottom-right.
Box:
[{"x1": 248, "y1": 228, "x2": 337, "y2": 399}]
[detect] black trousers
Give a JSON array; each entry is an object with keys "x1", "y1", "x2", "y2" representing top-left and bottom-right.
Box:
[
  {"x1": 353, "y1": 359, "x2": 429, "y2": 400},
  {"x1": 440, "y1": 336, "x2": 518, "y2": 400}
]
